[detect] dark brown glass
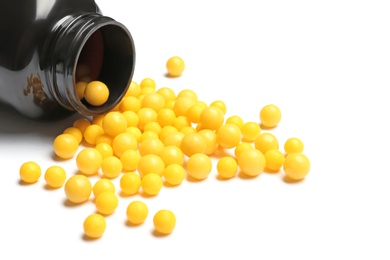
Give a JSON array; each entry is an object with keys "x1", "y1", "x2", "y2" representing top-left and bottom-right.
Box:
[{"x1": 0, "y1": 0, "x2": 136, "y2": 120}]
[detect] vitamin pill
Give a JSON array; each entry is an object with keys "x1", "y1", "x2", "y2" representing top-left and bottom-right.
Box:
[
  {"x1": 163, "y1": 132, "x2": 185, "y2": 147},
  {"x1": 237, "y1": 148, "x2": 266, "y2": 177},
  {"x1": 140, "y1": 77, "x2": 156, "y2": 90},
  {"x1": 44, "y1": 165, "x2": 66, "y2": 188},
  {"x1": 197, "y1": 129, "x2": 218, "y2": 155},
  {"x1": 186, "y1": 153, "x2": 212, "y2": 180},
  {"x1": 63, "y1": 127, "x2": 83, "y2": 143},
  {"x1": 95, "y1": 191, "x2": 119, "y2": 215},
  {"x1": 94, "y1": 142, "x2": 114, "y2": 159},
  {"x1": 83, "y1": 124, "x2": 104, "y2": 145},
  {"x1": 83, "y1": 213, "x2": 106, "y2": 239},
  {"x1": 120, "y1": 172, "x2": 141, "y2": 195},
  {"x1": 159, "y1": 125, "x2": 179, "y2": 142},
  {"x1": 19, "y1": 161, "x2": 41, "y2": 183},
  {"x1": 216, "y1": 123, "x2": 242, "y2": 149},
  {"x1": 156, "y1": 87, "x2": 176, "y2": 102},
  {"x1": 120, "y1": 96, "x2": 141, "y2": 113},
  {"x1": 264, "y1": 149, "x2": 284, "y2": 172},
  {"x1": 284, "y1": 137, "x2": 304, "y2": 155},
  {"x1": 137, "y1": 154, "x2": 165, "y2": 177},
  {"x1": 159, "y1": 145, "x2": 184, "y2": 166},
  {"x1": 139, "y1": 137, "x2": 164, "y2": 156},
  {"x1": 76, "y1": 81, "x2": 87, "y2": 99},
  {"x1": 234, "y1": 142, "x2": 253, "y2": 159},
  {"x1": 177, "y1": 89, "x2": 198, "y2": 100},
  {"x1": 210, "y1": 100, "x2": 227, "y2": 114},
  {"x1": 166, "y1": 56, "x2": 185, "y2": 77},
  {"x1": 92, "y1": 178, "x2": 115, "y2": 198},
  {"x1": 180, "y1": 132, "x2": 207, "y2": 157},
  {"x1": 125, "y1": 81, "x2": 141, "y2": 97},
  {"x1": 157, "y1": 108, "x2": 176, "y2": 127},
  {"x1": 141, "y1": 173, "x2": 163, "y2": 196},
  {"x1": 225, "y1": 115, "x2": 244, "y2": 130},
  {"x1": 173, "y1": 96, "x2": 197, "y2": 117},
  {"x1": 260, "y1": 104, "x2": 281, "y2": 128},
  {"x1": 217, "y1": 157, "x2": 238, "y2": 179},
  {"x1": 186, "y1": 102, "x2": 207, "y2": 124},
  {"x1": 84, "y1": 81, "x2": 110, "y2": 106},
  {"x1": 112, "y1": 132, "x2": 138, "y2": 158},
  {"x1": 283, "y1": 153, "x2": 310, "y2": 181},
  {"x1": 72, "y1": 117, "x2": 91, "y2": 134},
  {"x1": 153, "y1": 209, "x2": 176, "y2": 235},
  {"x1": 126, "y1": 200, "x2": 148, "y2": 225},
  {"x1": 254, "y1": 132, "x2": 279, "y2": 154},
  {"x1": 144, "y1": 121, "x2": 162, "y2": 135},
  {"x1": 199, "y1": 106, "x2": 224, "y2": 131},
  {"x1": 137, "y1": 107, "x2": 158, "y2": 131},
  {"x1": 241, "y1": 122, "x2": 261, "y2": 142},
  {"x1": 101, "y1": 156, "x2": 123, "y2": 179},
  {"x1": 120, "y1": 149, "x2": 141, "y2": 172},
  {"x1": 163, "y1": 164, "x2": 186, "y2": 186},
  {"x1": 76, "y1": 148, "x2": 103, "y2": 175},
  {"x1": 95, "y1": 134, "x2": 113, "y2": 146},
  {"x1": 52, "y1": 133, "x2": 79, "y2": 159},
  {"x1": 172, "y1": 116, "x2": 191, "y2": 131},
  {"x1": 64, "y1": 174, "x2": 92, "y2": 204},
  {"x1": 102, "y1": 111, "x2": 128, "y2": 137},
  {"x1": 141, "y1": 92, "x2": 166, "y2": 112}
]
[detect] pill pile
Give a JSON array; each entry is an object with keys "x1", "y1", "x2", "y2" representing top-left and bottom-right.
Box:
[{"x1": 19, "y1": 56, "x2": 310, "y2": 239}]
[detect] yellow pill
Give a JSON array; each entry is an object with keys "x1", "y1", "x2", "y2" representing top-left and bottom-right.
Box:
[
  {"x1": 197, "y1": 129, "x2": 218, "y2": 156},
  {"x1": 217, "y1": 157, "x2": 238, "y2": 179},
  {"x1": 95, "y1": 191, "x2": 119, "y2": 215},
  {"x1": 210, "y1": 100, "x2": 227, "y2": 114},
  {"x1": 163, "y1": 164, "x2": 185, "y2": 186},
  {"x1": 186, "y1": 153, "x2": 212, "y2": 180},
  {"x1": 283, "y1": 153, "x2": 310, "y2": 181},
  {"x1": 137, "y1": 154, "x2": 165, "y2": 177},
  {"x1": 166, "y1": 56, "x2": 185, "y2": 77},
  {"x1": 163, "y1": 132, "x2": 185, "y2": 147},
  {"x1": 284, "y1": 137, "x2": 304, "y2": 155},
  {"x1": 19, "y1": 161, "x2": 41, "y2": 183},
  {"x1": 216, "y1": 124, "x2": 242, "y2": 149},
  {"x1": 159, "y1": 145, "x2": 184, "y2": 166},
  {"x1": 83, "y1": 213, "x2": 106, "y2": 239},
  {"x1": 120, "y1": 172, "x2": 141, "y2": 195},
  {"x1": 120, "y1": 149, "x2": 141, "y2": 172},
  {"x1": 64, "y1": 174, "x2": 92, "y2": 204},
  {"x1": 137, "y1": 107, "x2": 158, "y2": 131},
  {"x1": 101, "y1": 155, "x2": 123, "y2": 179},
  {"x1": 95, "y1": 134, "x2": 113, "y2": 146},
  {"x1": 44, "y1": 165, "x2": 67, "y2": 188},
  {"x1": 92, "y1": 178, "x2": 115, "y2": 198},
  {"x1": 102, "y1": 111, "x2": 127, "y2": 137},
  {"x1": 186, "y1": 102, "x2": 207, "y2": 123},
  {"x1": 53, "y1": 133, "x2": 79, "y2": 159},
  {"x1": 260, "y1": 104, "x2": 282, "y2": 128},
  {"x1": 83, "y1": 124, "x2": 104, "y2": 145},
  {"x1": 225, "y1": 115, "x2": 244, "y2": 130},
  {"x1": 119, "y1": 96, "x2": 141, "y2": 113},
  {"x1": 141, "y1": 173, "x2": 163, "y2": 196},
  {"x1": 153, "y1": 209, "x2": 176, "y2": 235},
  {"x1": 84, "y1": 81, "x2": 110, "y2": 106},
  {"x1": 125, "y1": 81, "x2": 141, "y2": 97},
  {"x1": 140, "y1": 77, "x2": 156, "y2": 90},
  {"x1": 126, "y1": 200, "x2": 148, "y2": 225},
  {"x1": 264, "y1": 149, "x2": 285, "y2": 172},
  {"x1": 157, "y1": 108, "x2": 176, "y2": 127},
  {"x1": 173, "y1": 96, "x2": 197, "y2": 117},
  {"x1": 72, "y1": 117, "x2": 91, "y2": 134},
  {"x1": 122, "y1": 110, "x2": 139, "y2": 128},
  {"x1": 63, "y1": 127, "x2": 83, "y2": 143},
  {"x1": 139, "y1": 137, "x2": 165, "y2": 156},
  {"x1": 144, "y1": 121, "x2": 162, "y2": 135},
  {"x1": 254, "y1": 132, "x2": 279, "y2": 154},
  {"x1": 241, "y1": 122, "x2": 261, "y2": 142},
  {"x1": 234, "y1": 142, "x2": 253, "y2": 159},
  {"x1": 112, "y1": 132, "x2": 138, "y2": 158},
  {"x1": 94, "y1": 142, "x2": 113, "y2": 159},
  {"x1": 76, "y1": 148, "x2": 103, "y2": 175},
  {"x1": 156, "y1": 87, "x2": 176, "y2": 102},
  {"x1": 141, "y1": 92, "x2": 166, "y2": 112},
  {"x1": 199, "y1": 106, "x2": 224, "y2": 131},
  {"x1": 92, "y1": 114, "x2": 105, "y2": 127},
  {"x1": 126, "y1": 126, "x2": 142, "y2": 141},
  {"x1": 139, "y1": 130, "x2": 159, "y2": 143},
  {"x1": 76, "y1": 81, "x2": 87, "y2": 99},
  {"x1": 180, "y1": 132, "x2": 207, "y2": 157},
  {"x1": 237, "y1": 148, "x2": 265, "y2": 177}
]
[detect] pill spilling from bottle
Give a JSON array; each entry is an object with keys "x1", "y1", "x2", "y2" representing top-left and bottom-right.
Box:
[{"x1": 19, "y1": 56, "x2": 310, "y2": 239}]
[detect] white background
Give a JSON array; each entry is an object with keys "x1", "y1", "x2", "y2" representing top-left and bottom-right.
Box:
[{"x1": 1, "y1": 0, "x2": 390, "y2": 259}]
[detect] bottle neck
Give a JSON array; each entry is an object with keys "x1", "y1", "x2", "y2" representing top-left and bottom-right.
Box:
[{"x1": 44, "y1": 13, "x2": 135, "y2": 116}]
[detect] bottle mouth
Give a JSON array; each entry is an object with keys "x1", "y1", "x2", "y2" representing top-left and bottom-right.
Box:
[{"x1": 74, "y1": 22, "x2": 135, "y2": 115}]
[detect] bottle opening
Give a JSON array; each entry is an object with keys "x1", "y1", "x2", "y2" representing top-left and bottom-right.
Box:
[{"x1": 75, "y1": 23, "x2": 135, "y2": 113}]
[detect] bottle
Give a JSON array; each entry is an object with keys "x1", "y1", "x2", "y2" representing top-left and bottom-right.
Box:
[{"x1": 0, "y1": 0, "x2": 135, "y2": 120}]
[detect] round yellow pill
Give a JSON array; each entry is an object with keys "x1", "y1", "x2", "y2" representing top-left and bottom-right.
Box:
[
  {"x1": 53, "y1": 133, "x2": 79, "y2": 159},
  {"x1": 76, "y1": 148, "x2": 102, "y2": 175},
  {"x1": 216, "y1": 124, "x2": 242, "y2": 149},
  {"x1": 163, "y1": 164, "x2": 185, "y2": 186},
  {"x1": 241, "y1": 122, "x2": 261, "y2": 142},
  {"x1": 120, "y1": 172, "x2": 141, "y2": 195},
  {"x1": 137, "y1": 154, "x2": 165, "y2": 177},
  {"x1": 166, "y1": 56, "x2": 185, "y2": 77},
  {"x1": 186, "y1": 153, "x2": 212, "y2": 180},
  {"x1": 84, "y1": 81, "x2": 110, "y2": 106},
  {"x1": 254, "y1": 132, "x2": 279, "y2": 154},
  {"x1": 92, "y1": 178, "x2": 115, "y2": 198},
  {"x1": 237, "y1": 148, "x2": 266, "y2": 177},
  {"x1": 64, "y1": 174, "x2": 92, "y2": 204},
  {"x1": 153, "y1": 209, "x2": 176, "y2": 235},
  {"x1": 260, "y1": 104, "x2": 282, "y2": 128},
  {"x1": 141, "y1": 173, "x2": 163, "y2": 196},
  {"x1": 217, "y1": 157, "x2": 238, "y2": 179},
  {"x1": 284, "y1": 137, "x2": 304, "y2": 155},
  {"x1": 120, "y1": 149, "x2": 141, "y2": 172},
  {"x1": 83, "y1": 213, "x2": 106, "y2": 239},
  {"x1": 181, "y1": 132, "x2": 207, "y2": 157},
  {"x1": 44, "y1": 165, "x2": 66, "y2": 188},
  {"x1": 126, "y1": 200, "x2": 148, "y2": 225},
  {"x1": 19, "y1": 161, "x2": 41, "y2": 183},
  {"x1": 95, "y1": 191, "x2": 119, "y2": 215},
  {"x1": 101, "y1": 155, "x2": 123, "y2": 179},
  {"x1": 264, "y1": 149, "x2": 285, "y2": 172},
  {"x1": 283, "y1": 153, "x2": 310, "y2": 181},
  {"x1": 102, "y1": 111, "x2": 127, "y2": 137}
]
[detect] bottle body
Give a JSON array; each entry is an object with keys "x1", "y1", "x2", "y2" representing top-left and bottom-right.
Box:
[{"x1": 0, "y1": 0, "x2": 135, "y2": 119}]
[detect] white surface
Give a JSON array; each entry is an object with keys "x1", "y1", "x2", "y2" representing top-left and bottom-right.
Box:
[{"x1": 1, "y1": 0, "x2": 390, "y2": 259}]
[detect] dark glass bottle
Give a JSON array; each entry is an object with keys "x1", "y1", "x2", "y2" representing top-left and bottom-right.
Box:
[{"x1": 0, "y1": 0, "x2": 135, "y2": 120}]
